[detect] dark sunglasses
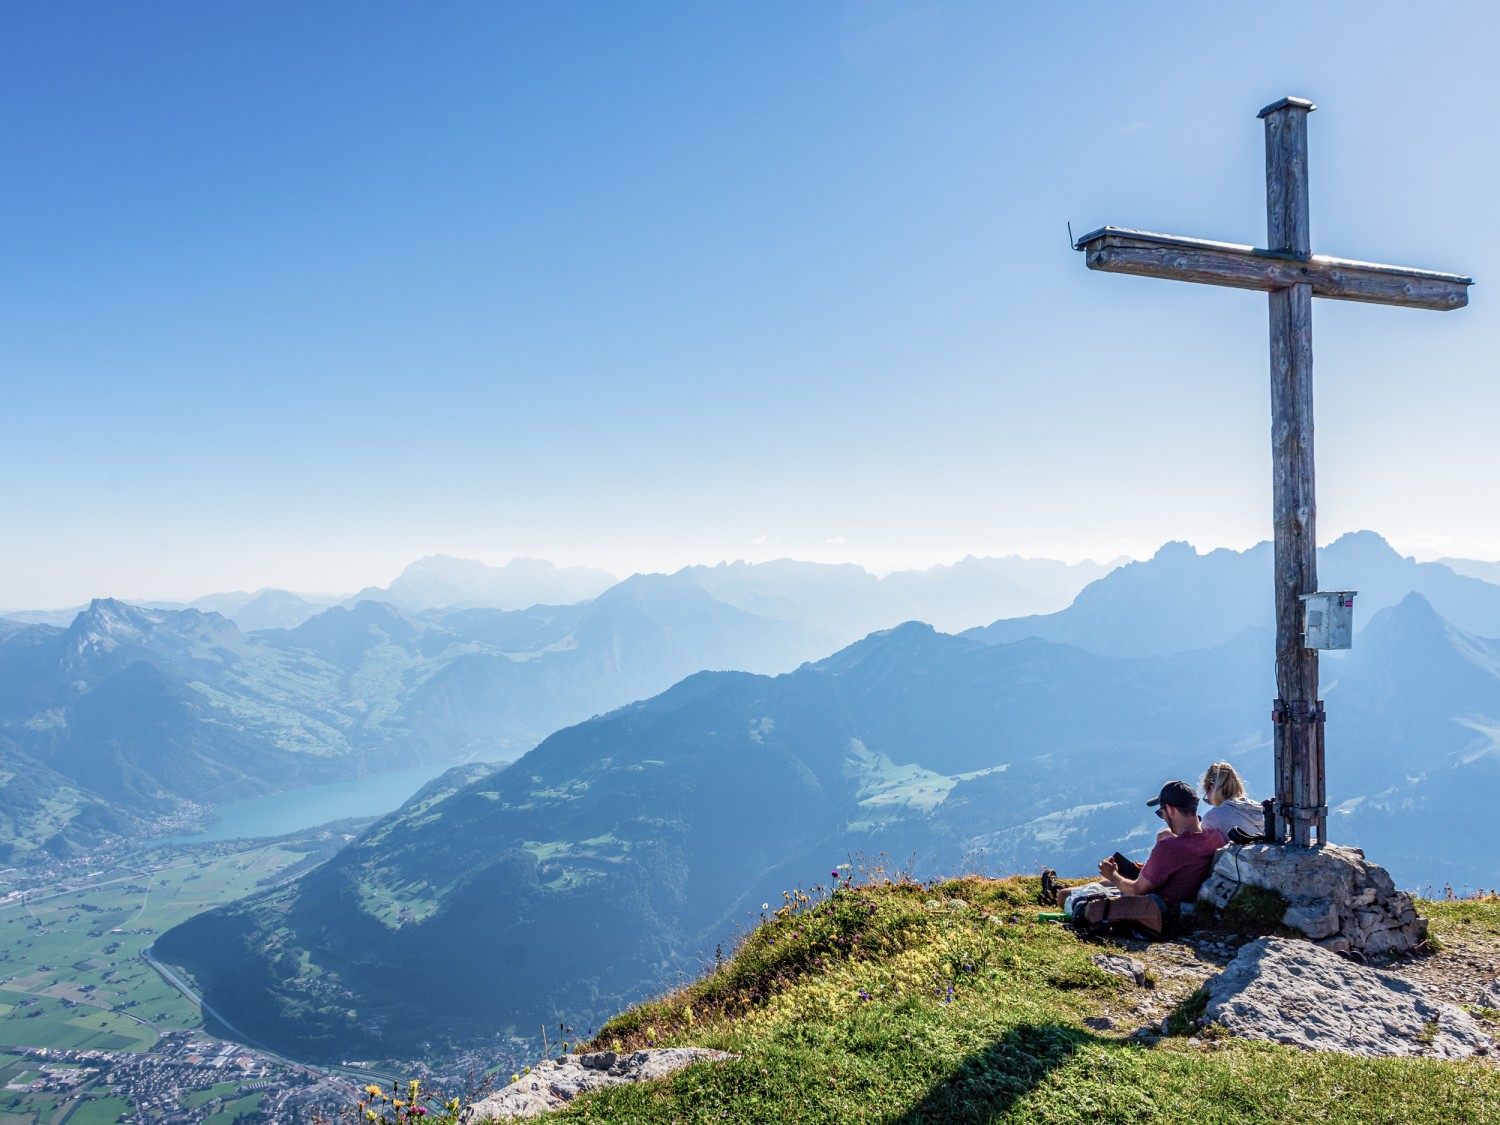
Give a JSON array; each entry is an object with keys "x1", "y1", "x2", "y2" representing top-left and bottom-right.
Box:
[{"x1": 1154, "y1": 807, "x2": 1166, "y2": 819}]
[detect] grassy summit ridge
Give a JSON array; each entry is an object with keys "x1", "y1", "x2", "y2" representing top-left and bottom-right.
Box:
[{"x1": 551, "y1": 875, "x2": 1500, "y2": 1124}]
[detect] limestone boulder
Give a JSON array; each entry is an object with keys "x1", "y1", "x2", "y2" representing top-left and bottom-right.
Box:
[
  {"x1": 1091, "y1": 953, "x2": 1148, "y2": 986},
  {"x1": 466, "y1": 1048, "x2": 734, "y2": 1121},
  {"x1": 1480, "y1": 977, "x2": 1500, "y2": 1010},
  {"x1": 1198, "y1": 843, "x2": 1427, "y2": 956},
  {"x1": 1199, "y1": 937, "x2": 1486, "y2": 1058}
]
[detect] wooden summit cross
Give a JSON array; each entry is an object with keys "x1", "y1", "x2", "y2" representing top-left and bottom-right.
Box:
[{"x1": 1074, "y1": 96, "x2": 1472, "y2": 847}]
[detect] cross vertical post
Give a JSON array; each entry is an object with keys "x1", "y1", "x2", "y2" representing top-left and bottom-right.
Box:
[{"x1": 1262, "y1": 97, "x2": 1323, "y2": 846}]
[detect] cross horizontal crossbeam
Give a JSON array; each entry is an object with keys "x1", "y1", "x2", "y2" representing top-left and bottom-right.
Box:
[{"x1": 1073, "y1": 227, "x2": 1472, "y2": 312}]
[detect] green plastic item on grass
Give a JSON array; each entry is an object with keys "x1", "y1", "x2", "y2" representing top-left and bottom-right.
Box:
[{"x1": 1037, "y1": 911, "x2": 1068, "y2": 923}]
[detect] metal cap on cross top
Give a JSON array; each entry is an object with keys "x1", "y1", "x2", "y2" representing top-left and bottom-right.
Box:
[
  {"x1": 1073, "y1": 96, "x2": 1471, "y2": 848},
  {"x1": 1257, "y1": 96, "x2": 1316, "y2": 119}
]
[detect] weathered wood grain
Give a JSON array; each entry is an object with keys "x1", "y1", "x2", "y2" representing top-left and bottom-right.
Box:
[
  {"x1": 1075, "y1": 229, "x2": 1471, "y2": 311},
  {"x1": 1262, "y1": 98, "x2": 1313, "y2": 255},
  {"x1": 1263, "y1": 98, "x2": 1322, "y2": 848},
  {"x1": 1268, "y1": 281, "x2": 1321, "y2": 846}
]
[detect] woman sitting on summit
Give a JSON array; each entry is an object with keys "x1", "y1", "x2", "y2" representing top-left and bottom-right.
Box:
[{"x1": 1199, "y1": 760, "x2": 1265, "y2": 841}]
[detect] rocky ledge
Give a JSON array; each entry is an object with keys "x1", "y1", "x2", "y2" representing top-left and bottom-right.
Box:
[
  {"x1": 1199, "y1": 843, "x2": 1427, "y2": 956},
  {"x1": 1199, "y1": 936, "x2": 1488, "y2": 1057},
  {"x1": 466, "y1": 1048, "x2": 735, "y2": 1121}
]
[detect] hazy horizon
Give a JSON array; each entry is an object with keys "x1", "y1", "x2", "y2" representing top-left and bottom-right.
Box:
[
  {"x1": 3, "y1": 530, "x2": 1488, "y2": 614},
  {"x1": 3, "y1": 541, "x2": 1132, "y2": 612}
]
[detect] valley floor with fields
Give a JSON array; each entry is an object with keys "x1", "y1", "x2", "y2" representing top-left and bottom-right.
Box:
[{"x1": 0, "y1": 831, "x2": 416, "y2": 1123}]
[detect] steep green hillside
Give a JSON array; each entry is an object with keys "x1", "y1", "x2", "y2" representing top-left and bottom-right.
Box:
[
  {"x1": 559, "y1": 876, "x2": 1500, "y2": 1124},
  {"x1": 153, "y1": 623, "x2": 1272, "y2": 1061},
  {"x1": 159, "y1": 590, "x2": 1500, "y2": 1062}
]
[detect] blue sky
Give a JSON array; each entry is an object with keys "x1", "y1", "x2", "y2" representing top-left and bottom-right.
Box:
[{"x1": 3, "y1": 2, "x2": 1495, "y2": 607}]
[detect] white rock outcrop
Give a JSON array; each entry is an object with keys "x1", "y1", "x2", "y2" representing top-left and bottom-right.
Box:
[
  {"x1": 466, "y1": 1048, "x2": 734, "y2": 1121},
  {"x1": 1481, "y1": 976, "x2": 1500, "y2": 1010},
  {"x1": 1091, "y1": 953, "x2": 1149, "y2": 986},
  {"x1": 1199, "y1": 937, "x2": 1487, "y2": 1058},
  {"x1": 1198, "y1": 843, "x2": 1427, "y2": 955}
]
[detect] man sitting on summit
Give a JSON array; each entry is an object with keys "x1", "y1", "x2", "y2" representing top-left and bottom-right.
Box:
[{"x1": 1046, "y1": 780, "x2": 1226, "y2": 935}]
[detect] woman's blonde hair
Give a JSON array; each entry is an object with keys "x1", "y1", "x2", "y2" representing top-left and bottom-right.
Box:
[{"x1": 1203, "y1": 761, "x2": 1245, "y2": 804}]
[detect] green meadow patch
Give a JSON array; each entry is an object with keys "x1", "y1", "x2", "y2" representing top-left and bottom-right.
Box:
[
  {"x1": 1423, "y1": 894, "x2": 1500, "y2": 942},
  {"x1": 202, "y1": 1090, "x2": 266, "y2": 1121},
  {"x1": 61, "y1": 1094, "x2": 131, "y2": 1125}
]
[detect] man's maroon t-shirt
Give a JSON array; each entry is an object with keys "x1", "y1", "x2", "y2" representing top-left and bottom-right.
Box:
[{"x1": 1139, "y1": 828, "x2": 1226, "y2": 903}]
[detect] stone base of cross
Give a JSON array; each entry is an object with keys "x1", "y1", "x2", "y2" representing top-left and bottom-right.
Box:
[{"x1": 1073, "y1": 97, "x2": 1471, "y2": 846}]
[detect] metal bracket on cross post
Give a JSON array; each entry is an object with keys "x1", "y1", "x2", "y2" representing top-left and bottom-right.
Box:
[
  {"x1": 1271, "y1": 701, "x2": 1325, "y2": 725},
  {"x1": 1270, "y1": 699, "x2": 1328, "y2": 845},
  {"x1": 1280, "y1": 805, "x2": 1329, "y2": 822},
  {"x1": 1272, "y1": 702, "x2": 1332, "y2": 852}
]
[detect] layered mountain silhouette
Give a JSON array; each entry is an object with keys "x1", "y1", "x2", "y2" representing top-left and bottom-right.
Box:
[
  {"x1": 677, "y1": 554, "x2": 1119, "y2": 639},
  {"x1": 0, "y1": 588, "x2": 335, "y2": 632},
  {"x1": 344, "y1": 555, "x2": 618, "y2": 613},
  {"x1": 2, "y1": 550, "x2": 1118, "y2": 639},
  {"x1": 1438, "y1": 556, "x2": 1500, "y2": 586},
  {"x1": 156, "y1": 620, "x2": 1267, "y2": 1059},
  {"x1": 0, "y1": 579, "x2": 834, "y2": 859},
  {"x1": 1324, "y1": 592, "x2": 1500, "y2": 887},
  {"x1": 156, "y1": 533, "x2": 1500, "y2": 1060},
  {"x1": 967, "y1": 531, "x2": 1500, "y2": 657}
]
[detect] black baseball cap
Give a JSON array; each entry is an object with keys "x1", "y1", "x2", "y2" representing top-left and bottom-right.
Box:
[{"x1": 1147, "y1": 780, "x2": 1199, "y2": 812}]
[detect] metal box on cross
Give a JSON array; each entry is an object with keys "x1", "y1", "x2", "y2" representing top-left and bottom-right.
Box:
[{"x1": 1300, "y1": 591, "x2": 1356, "y2": 650}]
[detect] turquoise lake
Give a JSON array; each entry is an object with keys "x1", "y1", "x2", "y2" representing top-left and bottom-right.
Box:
[{"x1": 171, "y1": 762, "x2": 486, "y2": 842}]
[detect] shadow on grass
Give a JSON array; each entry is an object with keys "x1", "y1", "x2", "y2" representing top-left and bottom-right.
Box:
[{"x1": 890, "y1": 1022, "x2": 1122, "y2": 1124}]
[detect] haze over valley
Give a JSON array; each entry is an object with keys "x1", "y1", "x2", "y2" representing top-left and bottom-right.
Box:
[
  {"x1": 5, "y1": 531, "x2": 1496, "y2": 1070},
  {"x1": 0, "y1": 550, "x2": 1114, "y2": 861}
]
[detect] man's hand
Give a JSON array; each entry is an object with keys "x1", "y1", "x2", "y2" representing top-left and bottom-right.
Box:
[{"x1": 1098, "y1": 856, "x2": 1119, "y2": 884}]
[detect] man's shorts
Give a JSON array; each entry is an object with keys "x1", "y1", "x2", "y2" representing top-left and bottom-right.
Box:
[{"x1": 1066, "y1": 883, "x2": 1172, "y2": 921}]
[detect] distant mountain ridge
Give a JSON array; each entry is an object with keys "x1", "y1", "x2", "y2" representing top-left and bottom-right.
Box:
[
  {"x1": 1437, "y1": 556, "x2": 1500, "y2": 586},
  {"x1": 0, "y1": 576, "x2": 838, "y2": 859},
  {"x1": 0, "y1": 588, "x2": 336, "y2": 632},
  {"x1": 156, "y1": 533, "x2": 1500, "y2": 1059},
  {"x1": 966, "y1": 531, "x2": 1500, "y2": 656},
  {"x1": 345, "y1": 555, "x2": 619, "y2": 613},
  {"x1": 1, "y1": 551, "x2": 1122, "y2": 639},
  {"x1": 678, "y1": 554, "x2": 1120, "y2": 639}
]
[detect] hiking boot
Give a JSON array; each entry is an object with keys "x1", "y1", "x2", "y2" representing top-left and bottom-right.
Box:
[{"x1": 1039, "y1": 868, "x2": 1059, "y2": 905}]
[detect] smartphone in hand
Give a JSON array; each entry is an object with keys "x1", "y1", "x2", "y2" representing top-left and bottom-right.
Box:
[{"x1": 1111, "y1": 852, "x2": 1142, "y2": 880}]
